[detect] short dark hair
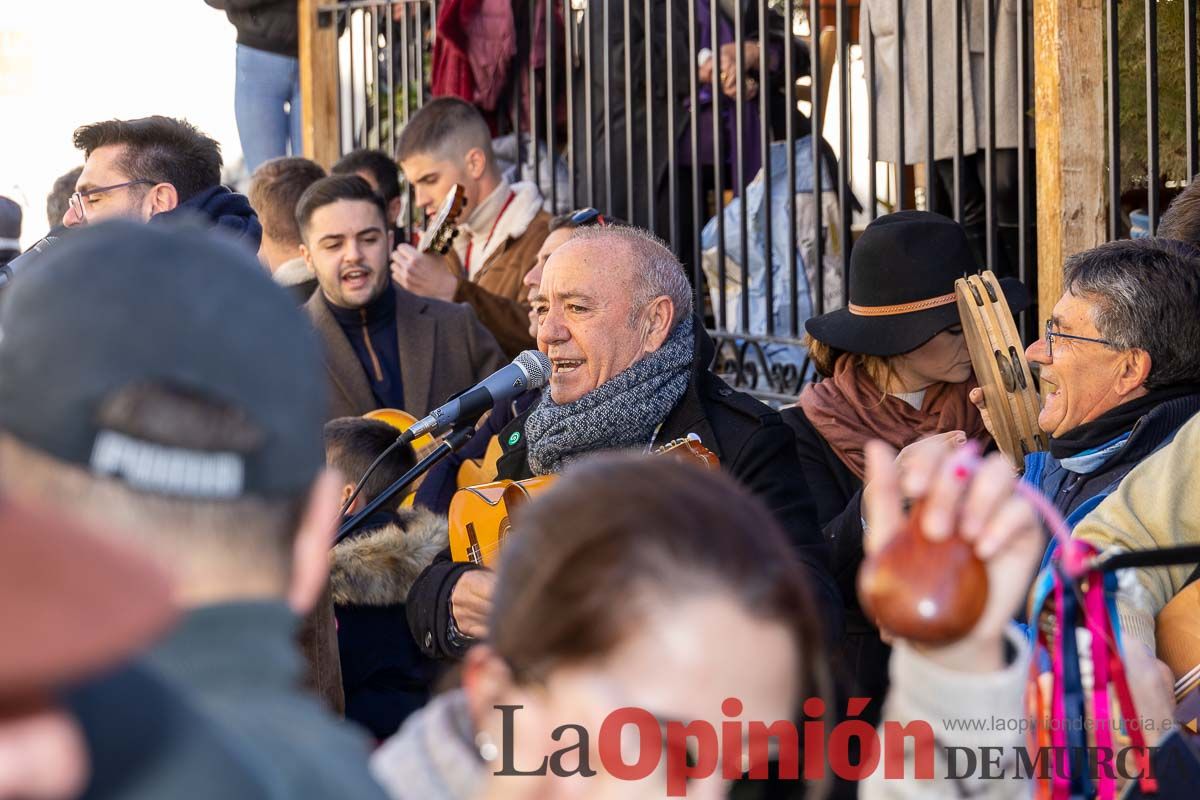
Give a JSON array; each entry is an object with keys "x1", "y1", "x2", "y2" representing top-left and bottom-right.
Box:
[
  {"x1": 332, "y1": 149, "x2": 401, "y2": 204},
  {"x1": 47, "y1": 166, "x2": 83, "y2": 228},
  {"x1": 72, "y1": 116, "x2": 222, "y2": 203},
  {"x1": 395, "y1": 97, "x2": 494, "y2": 165},
  {"x1": 250, "y1": 157, "x2": 327, "y2": 248},
  {"x1": 1159, "y1": 176, "x2": 1200, "y2": 247},
  {"x1": 295, "y1": 175, "x2": 387, "y2": 239},
  {"x1": 1063, "y1": 237, "x2": 1200, "y2": 389},
  {"x1": 324, "y1": 418, "x2": 416, "y2": 512}
]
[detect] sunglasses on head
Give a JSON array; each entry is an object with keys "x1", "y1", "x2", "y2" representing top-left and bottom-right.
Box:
[{"x1": 568, "y1": 207, "x2": 607, "y2": 227}]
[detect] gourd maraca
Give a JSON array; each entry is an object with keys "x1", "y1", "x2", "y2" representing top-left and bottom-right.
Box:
[{"x1": 858, "y1": 497, "x2": 989, "y2": 644}]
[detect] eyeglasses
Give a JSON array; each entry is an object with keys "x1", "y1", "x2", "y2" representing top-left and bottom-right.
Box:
[
  {"x1": 1044, "y1": 319, "x2": 1114, "y2": 360},
  {"x1": 68, "y1": 180, "x2": 155, "y2": 223}
]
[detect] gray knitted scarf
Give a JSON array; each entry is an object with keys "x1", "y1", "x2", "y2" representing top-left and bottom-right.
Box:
[{"x1": 525, "y1": 317, "x2": 695, "y2": 475}]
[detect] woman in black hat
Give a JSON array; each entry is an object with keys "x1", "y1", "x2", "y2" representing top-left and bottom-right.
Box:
[{"x1": 781, "y1": 210, "x2": 1028, "y2": 722}]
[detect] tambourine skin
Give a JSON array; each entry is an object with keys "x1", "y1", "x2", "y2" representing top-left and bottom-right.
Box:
[{"x1": 955, "y1": 271, "x2": 1047, "y2": 471}]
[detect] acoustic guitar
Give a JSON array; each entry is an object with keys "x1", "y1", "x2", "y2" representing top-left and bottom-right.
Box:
[
  {"x1": 416, "y1": 184, "x2": 467, "y2": 255},
  {"x1": 448, "y1": 435, "x2": 720, "y2": 566},
  {"x1": 955, "y1": 270, "x2": 1047, "y2": 471}
]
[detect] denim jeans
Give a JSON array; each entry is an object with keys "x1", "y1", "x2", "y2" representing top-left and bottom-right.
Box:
[{"x1": 235, "y1": 44, "x2": 302, "y2": 173}]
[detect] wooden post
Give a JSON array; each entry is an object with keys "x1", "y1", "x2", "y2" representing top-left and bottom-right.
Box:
[
  {"x1": 299, "y1": 0, "x2": 339, "y2": 168},
  {"x1": 1033, "y1": 0, "x2": 1107, "y2": 320}
]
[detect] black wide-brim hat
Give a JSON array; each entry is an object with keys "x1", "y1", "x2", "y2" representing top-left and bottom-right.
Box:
[{"x1": 805, "y1": 210, "x2": 1029, "y2": 356}]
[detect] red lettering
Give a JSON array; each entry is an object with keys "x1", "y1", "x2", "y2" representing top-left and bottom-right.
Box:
[
  {"x1": 883, "y1": 720, "x2": 935, "y2": 779},
  {"x1": 828, "y1": 698, "x2": 881, "y2": 781},
  {"x1": 803, "y1": 696, "x2": 827, "y2": 780},
  {"x1": 598, "y1": 707, "x2": 662, "y2": 781},
  {"x1": 665, "y1": 721, "x2": 718, "y2": 796},
  {"x1": 748, "y1": 720, "x2": 800, "y2": 779},
  {"x1": 721, "y1": 698, "x2": 743, "y2": 780}
]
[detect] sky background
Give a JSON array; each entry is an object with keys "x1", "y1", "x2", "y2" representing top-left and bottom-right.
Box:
[{"x1": 0, "y1": 0, "x2": 244, "y2": 247}]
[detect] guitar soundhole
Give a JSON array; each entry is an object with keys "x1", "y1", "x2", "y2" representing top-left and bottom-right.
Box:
[{"x1": 994, "y1": 349, "x2": 1017, "y2": 392}]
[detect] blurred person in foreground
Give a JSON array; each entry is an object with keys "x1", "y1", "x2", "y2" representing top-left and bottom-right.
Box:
[
  {"x1": 858, "y1": 437, "x2": 1195, "y2": 798},
  {"x1": 0, "y1": 221, "x2": 388, "y2": 800},
  {"x1": 248, "y1": 156, "x2": 326, "y2": 302},
  {"x1": 0, "y1": 495, "x2": 273, "y2": 800},
  {"x1": 61, "y1": 116, "x2": 261, "y2": 249},
  {"x1": 372, "y1": 453, "x2": 834, "y2": 799},
  {"x1": 406, "y1": 225, "x2": 840, "y2": 660}
]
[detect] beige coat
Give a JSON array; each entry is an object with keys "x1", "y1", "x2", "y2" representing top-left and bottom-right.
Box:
[
  {"x1": 1073, "y1": 411, "x2": 1200, "y2": 650},
  {"x1": 861, "y1": 0, "x2": 1024, "y2": 164}
]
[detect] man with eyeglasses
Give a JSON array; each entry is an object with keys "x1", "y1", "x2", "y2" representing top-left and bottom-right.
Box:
[
  {"x1": 972, "y1": 238, "x2": 1200, "y2": 541},
  {"x1": 62, "y1": 116, "x2": 261, "y2": 249}
]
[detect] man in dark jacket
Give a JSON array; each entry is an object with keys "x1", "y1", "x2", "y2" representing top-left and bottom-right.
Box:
[
  {"x1": 0, "y1": 222, "x2": 387, "y2": 800},
  {"x1": 407, "y1": 225, "x2": 841, "y2": 659},
  {"x1": 298, "y1": 175, "x2": 508, "y2": 421},
  {"x1": 998, "y1": 238, "x2": 1200, "y2": 551},
  {"x1": 325, "y1": 417, "x2": 445, "y2": 739},
  {"x1": 62, "y1": 116, "x2": 262, "y2": 249},
  {"x1": 204, "y1": 0, "x2": 300, "y2": 172}
]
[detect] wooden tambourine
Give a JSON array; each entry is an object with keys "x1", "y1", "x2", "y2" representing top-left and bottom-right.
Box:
[{"x1": 955, "y1": 271, "x2": 1047, "y2": 470}]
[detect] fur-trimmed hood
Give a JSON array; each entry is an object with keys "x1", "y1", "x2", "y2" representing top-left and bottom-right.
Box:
[
  {"x1": 330, "y1": 507, "x2": 448, "y2": 607},
  {"x1": 273, "y1": 256, "x2": 316, "y2": 288}
]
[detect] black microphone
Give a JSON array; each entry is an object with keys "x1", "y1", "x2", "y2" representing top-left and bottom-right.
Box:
[
  {"x1": 0, "y1": 236, "x2": 59, "y2": 290},
  {"x1": 403, "y1": 349, "x2": 551, "y2": 442}
]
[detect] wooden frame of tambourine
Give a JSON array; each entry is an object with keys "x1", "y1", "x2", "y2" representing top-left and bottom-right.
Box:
[{"x1": 954, "y1": 271, "x2": 1047, "y2": 471}]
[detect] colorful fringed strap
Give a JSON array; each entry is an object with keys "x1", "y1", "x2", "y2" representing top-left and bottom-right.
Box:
[{"x1": 1027, "y1": 538, "x2": 1159, "y2": 798}]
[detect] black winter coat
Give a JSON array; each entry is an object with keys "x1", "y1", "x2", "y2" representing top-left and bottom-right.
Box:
[
  {"x1": 408, "y1": 322, "x2": 843, "y2": 659},
  {"x1": 782, "y1": 405, "x2": 891, "y2": 723},
  {"x1": 331, "y1": 507, "x2": 447, "y2": 739},
  {"x1": 205, "y1": 0, "x2": 297, "y2": 57}
]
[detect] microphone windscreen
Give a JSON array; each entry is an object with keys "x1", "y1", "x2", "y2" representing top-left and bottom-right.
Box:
[{"x1": 515, "y1": 349, "x2": 551, "y2": 389}]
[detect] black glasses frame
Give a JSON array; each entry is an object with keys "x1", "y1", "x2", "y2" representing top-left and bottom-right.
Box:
[
  {"x1": 69, "y1": 179, "x2": 156, "y2": 222},
  {"x1": 1044, "y1": 319, "x2": 1114, "y2": 360}
]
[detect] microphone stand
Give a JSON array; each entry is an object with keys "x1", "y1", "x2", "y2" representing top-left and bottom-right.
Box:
[{"x1": 335, "y1": 424, "x2": 476, "y2": 546}]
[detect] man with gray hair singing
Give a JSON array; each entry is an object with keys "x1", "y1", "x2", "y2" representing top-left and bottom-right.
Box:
[
  {"x1": 972, "y1": 237, "x2": 1200, "y2": 553},
  {"x1": 407, "y1": 225, "x2": 841, "y2": 659}
]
